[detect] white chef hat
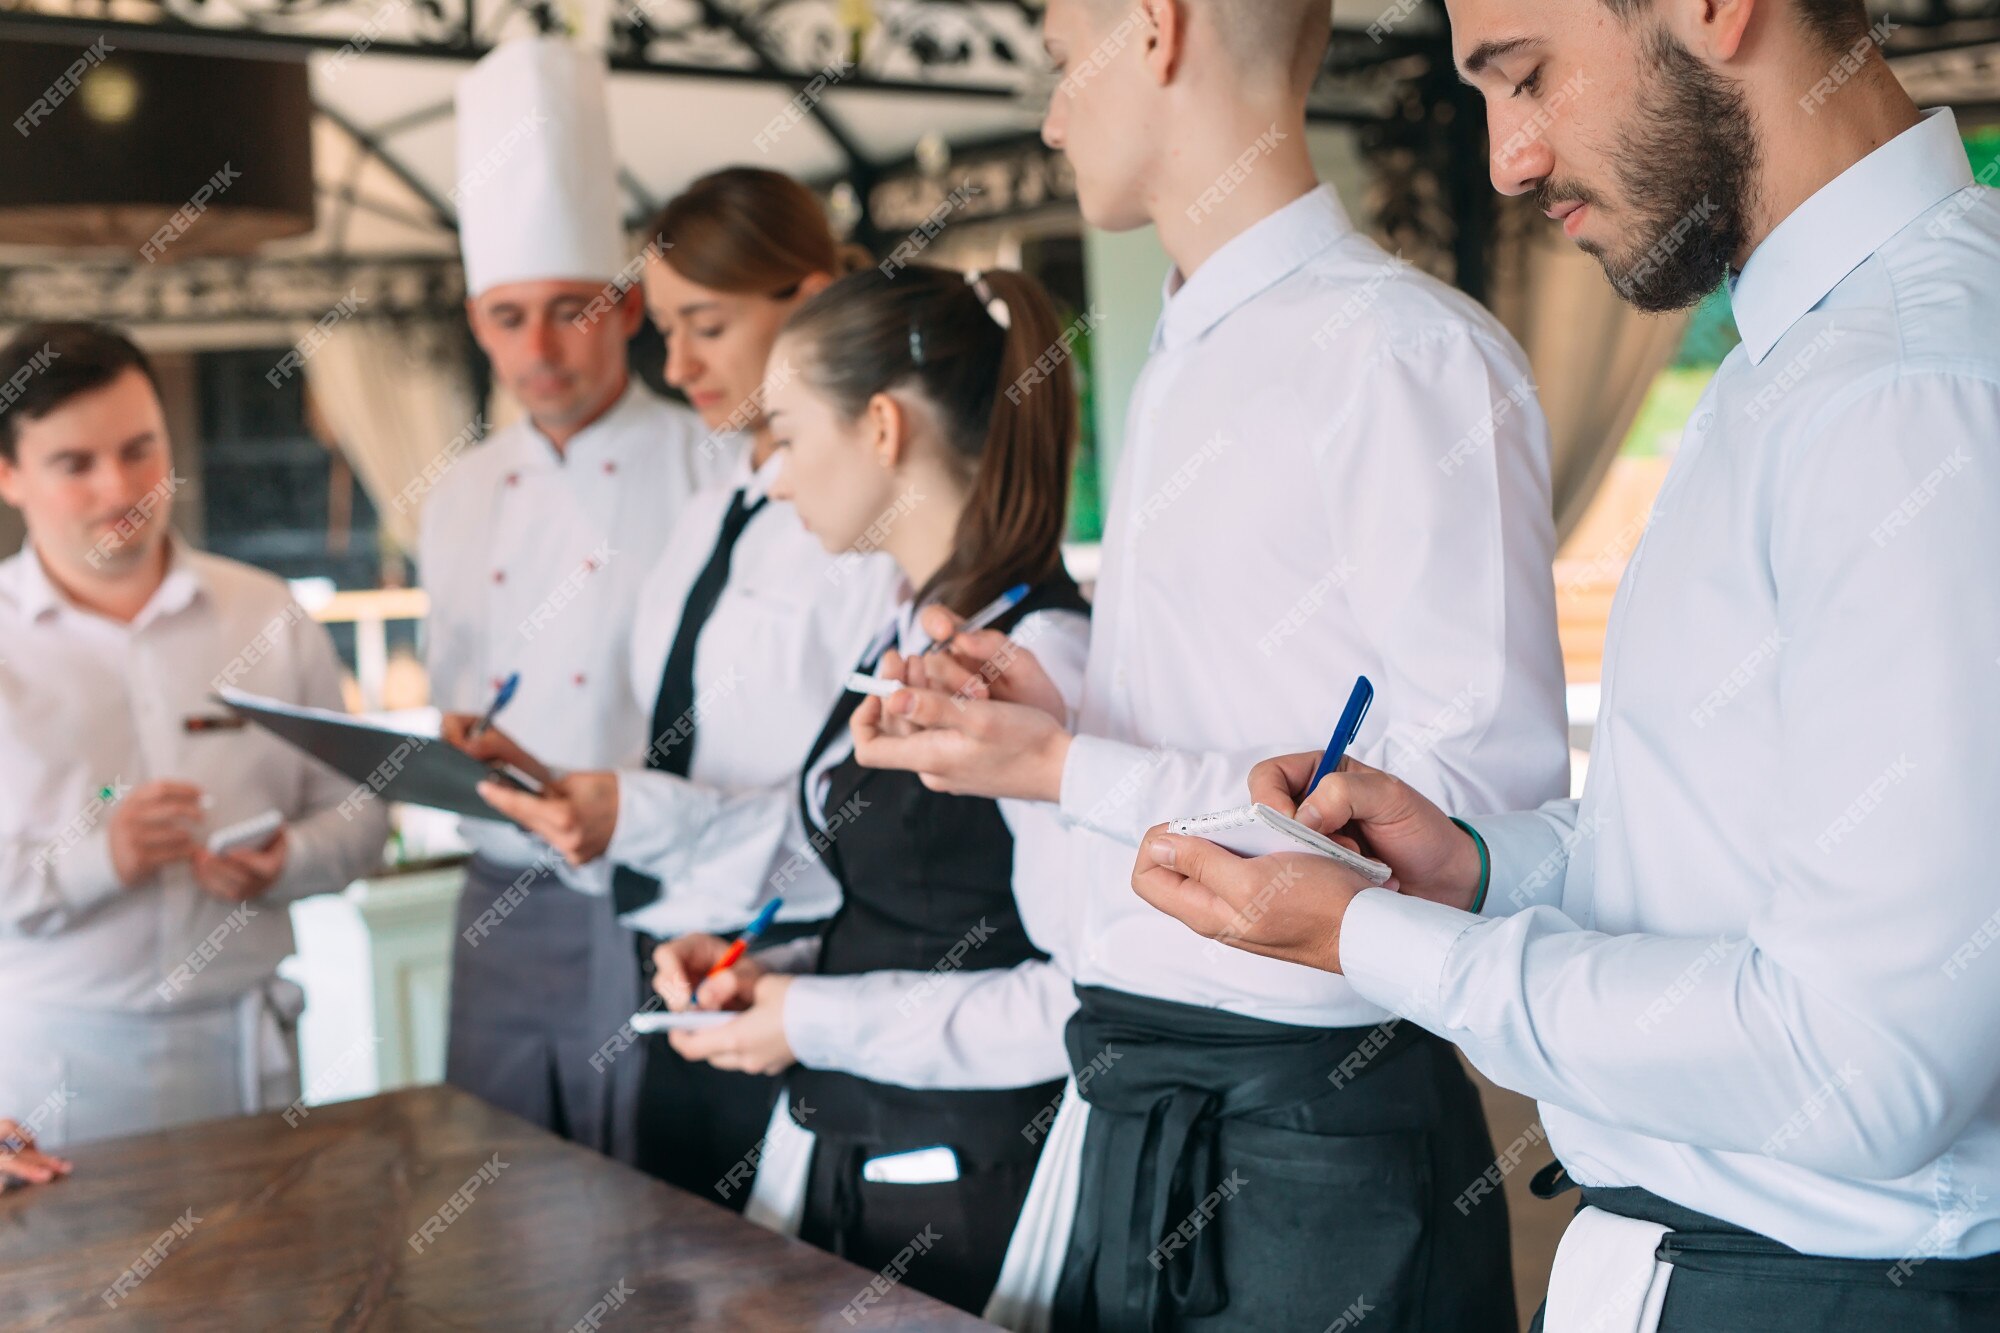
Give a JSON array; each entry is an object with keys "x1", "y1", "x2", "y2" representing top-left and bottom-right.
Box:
[{"x1": 453, "y1": 35, "x2": 624, "y2": 297}]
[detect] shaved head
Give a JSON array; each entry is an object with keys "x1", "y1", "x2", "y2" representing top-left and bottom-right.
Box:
[{"x1": 1091, "y1": 0, "x2": 1332, "y2": 91}]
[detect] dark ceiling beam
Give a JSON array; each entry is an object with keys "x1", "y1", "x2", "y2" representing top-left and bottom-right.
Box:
[
  {"x1": 317, "y1": 102, "x2": 462, "y2": 232},
  {"x1": 0, "y1": 10, "x2": 1030, "y2": 100}
]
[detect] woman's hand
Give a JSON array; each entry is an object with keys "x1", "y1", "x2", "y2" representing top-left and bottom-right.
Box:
[
  {"x1": 476, "y1": 771, "x2": 620, "y2": 865},
  {"x1": 441, "y1": 713, "x2": 558, "y2": 788},
  {"x1": 666, "y1": 974, "x2": 798, "y2": 1075},
  {"x1": 651, "y1": 934, "x2": 769, "y2": 1012}
]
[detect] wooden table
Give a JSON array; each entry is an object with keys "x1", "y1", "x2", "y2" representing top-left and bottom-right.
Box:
[{"x1": 0, "y1": 1085, "x2": 992, "y2": 1331}]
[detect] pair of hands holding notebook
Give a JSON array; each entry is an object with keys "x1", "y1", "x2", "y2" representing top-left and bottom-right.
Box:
[{"x1": 854, "y1": 610, "x2": 1487, "y2": 976}]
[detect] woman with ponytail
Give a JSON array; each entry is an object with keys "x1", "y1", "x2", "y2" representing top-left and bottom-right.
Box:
[
  {"x1": 652, "y1": 263, "x2": 1091, "y2": 1314},
  {"x1": 453, "y1": 168, "x2": 902, "y2": 1199}
]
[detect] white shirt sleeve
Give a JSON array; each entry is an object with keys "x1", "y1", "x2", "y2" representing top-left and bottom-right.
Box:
[
  {"x1": 0, "y1": 825, "x2": 124, "y2": 937},
  {"x1": 1341, "y1": 374, "x2": 2000, "y2": 1181},
  {"x1": 783, "y1": 957, "x2": 1079, "y2": 1090},
  {"x1": 1058, "y1": 324, "x2": 1570, "y2": 842}
]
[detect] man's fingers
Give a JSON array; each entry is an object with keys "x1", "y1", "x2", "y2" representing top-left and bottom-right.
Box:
[
  {"x1": 1141, "y1": 833, "x2": 1259, "y2": 907},
  {"x1": 1299, "y1": 758, "x2": 1394, "y2": 832},
  {"x1": 1247, "y1": 751, "x2": 1324, "y2": 821},
  {"x1": 852, "y1": 722, "x2": 959, "y2": 776},
  {"x1": 1131, "y1": 862, "x2": 1237, "y2": 939}
]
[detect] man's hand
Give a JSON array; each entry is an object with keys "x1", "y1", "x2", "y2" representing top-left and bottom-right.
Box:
[
  {"x1": 477, "y1": 772, "x2": 618, "y2": 865},
  {"x1": 1132, "y1": 831, "x2": 1364, "y2": 972},
  {"x1": 190, "y1": 829, "x2": 288, "y2": 904},
  {"x1": 666, "y1": 974, "x2": 797, "y2": 1075},
  {"x1": 441, "y1": 713, "x2": 558, "y2": 788},
  {"x1": 107, "y1": 781, "x2": 205, "y2": 887},
  {"x1": 1250, "y1": 756, "x2": 1484, "y2": 910},
  {"x1": 0, "y1": 1118, "x2": 71, "y2": 1188},
  {"x1": 651, "y1": 933, "x2": 769, "y2": 1012}
]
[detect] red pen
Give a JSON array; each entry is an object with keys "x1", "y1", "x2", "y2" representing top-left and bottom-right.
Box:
[{"x1": 691, "y1": 897, "x2": 784, "y2": 1006}]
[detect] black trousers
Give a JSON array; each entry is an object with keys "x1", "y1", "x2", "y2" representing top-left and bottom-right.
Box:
[
  {"x1": 1054, "y1": 986, "x2": 1515, "y2": 1333},
  {"x1": 1527, "y1": 1182, "x2": 2000, "y2": 1332},
  {"x1": 629, "y1": 919, "x2": 826, "y2": 1212},
  {"x1": 800, "y1": 1135, "x2": 1041, "y2": 1315}
]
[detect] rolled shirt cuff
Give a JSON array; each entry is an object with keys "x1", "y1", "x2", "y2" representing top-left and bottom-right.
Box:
[
  {"x1": 1339, "y1": 888, "x2": 1479, "y2": 1031},
  {"x1": 1464, "y1": 809, "x2": 1571, "y2": 917}
]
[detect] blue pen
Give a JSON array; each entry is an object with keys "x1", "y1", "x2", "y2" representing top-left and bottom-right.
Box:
[
  {"x1": 468, "y1": 671, "x2": 520, "y2": 740},
  {"x1": 925, "y1": 582, "x2": 1032, "y2": 655},
  {"x1": 692, "y1": 897, "x2": 785, "y2": 1006},
  {"x1": 1304, "y1": 676, "x2": 1374, "y2": 801}
]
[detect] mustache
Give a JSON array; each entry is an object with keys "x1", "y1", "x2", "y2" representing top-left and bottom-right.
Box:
[{"x1": 1532, "y1": 180, "x2": 1603, "y2": 214}]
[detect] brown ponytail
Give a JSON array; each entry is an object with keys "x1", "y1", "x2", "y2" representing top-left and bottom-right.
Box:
[
  {"x1": 780, "y1": 264, "x2": 1078, "y2": 617},
  {"x1": 646, "y1": 167, "x2": 872, "y2": 295}
]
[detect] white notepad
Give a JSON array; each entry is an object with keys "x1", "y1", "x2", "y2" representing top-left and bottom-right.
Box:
[
  {"x1": 627, "y1": 1010, "x2": 737, "y2": 1033},
  {"x1": 1168, "y1": 803, "x2": 1393, "y2": 886}
]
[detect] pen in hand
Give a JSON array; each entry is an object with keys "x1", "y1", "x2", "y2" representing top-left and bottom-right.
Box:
[
  {"x1": 923, "y1": 582, "x2": 1031, "y2": 656},
  {"x1": 468, "y1": 671, "x2": 520, "y2": 741},
  {"x1": 692, "y1": 897, "x2": 785, "y2": 1007}
]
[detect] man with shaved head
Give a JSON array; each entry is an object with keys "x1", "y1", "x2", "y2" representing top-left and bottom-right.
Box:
[
  {"x1": 1131, "y1": 0, "x2": 2000, "y2": 1328},
  {"x1": 850, "y1": 0, "x2": 1571, "y2": 1327}
]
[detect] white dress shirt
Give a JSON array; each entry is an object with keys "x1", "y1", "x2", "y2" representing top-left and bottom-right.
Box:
[
  {"x1": 420, "y1": 379, "x2": 734, "y2": 871},
  {"x1": 0, "y1": 542, "x2": 389, "y2": 1011},
  {"x1": 778, "y1": 184, "x2": 1571, "y2": 1089},
  {"x1": 1060, "y1": 184, "x2": 1567, "y2": 1026},
  {"x1": 778, "y1": 597, "x2": 1090, "y2": 1084},
  {"x1": 605, "y1": 451, "x2": 901, "y2": 937},
  {"x1": 1342, "y1": 110, "x2": 2000, "y2": 1258}
]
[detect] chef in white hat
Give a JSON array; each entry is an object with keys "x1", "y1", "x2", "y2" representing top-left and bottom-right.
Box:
[{"x1": 421, "y1": 34, "x2": 735, "y2": 1157}]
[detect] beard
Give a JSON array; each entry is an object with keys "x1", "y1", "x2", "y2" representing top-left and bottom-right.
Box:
[{"x1": 1545, "y1": 28, "x2": 1760, "y2": 313}]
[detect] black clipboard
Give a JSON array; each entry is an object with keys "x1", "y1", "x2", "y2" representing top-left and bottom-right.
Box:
[{"x1": 216, "y1": 688, "x2": 539, "y2": 821}]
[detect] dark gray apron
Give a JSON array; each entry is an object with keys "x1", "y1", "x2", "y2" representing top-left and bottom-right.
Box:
[
  {"x1": 1527, "y1": 1175, "x2": 2000, "y2": 1332},
  {"x1": 443, "y1": 854, "x2": 642, "y2": 1162}
]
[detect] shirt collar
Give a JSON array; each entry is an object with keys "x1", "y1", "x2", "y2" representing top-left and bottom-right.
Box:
[
  {"x1": 512, "y1": 377, "x2": 649, "y2": 470},
  {"x1": 1731, "y1": 108, "x2": 1972, "y2": 365},
  {"x1": 13, "y1": 536, "x2": 205, "y2": 627},
  {"x1": 1154, "y1": 184, "x2": 1354, "y2": 352},
  {"x1": 738, "y1": 442, "x2": 785, "y2": 502}
]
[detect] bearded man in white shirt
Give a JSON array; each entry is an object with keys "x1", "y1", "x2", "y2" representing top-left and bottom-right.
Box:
[
  {"x1": 850, "y1": 1, "x2": 1572, "y2": 1327},
  {"x1": 0, "y1": 322, "x2": 389, "y2": 1145},
  {"x1": 1133, "y1": 1, "x2": 2000, "y2": 1330},
  {"x1": 422, "y1": 37, "x2": 730, "y2": 1159}
]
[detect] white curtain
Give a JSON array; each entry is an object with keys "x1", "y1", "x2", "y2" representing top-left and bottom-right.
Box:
[
  {"x1": 302, "y1": 319, "x2": 478, "y2": 553},
  {"x1": 1487, "y1": 204, "x2": 1691, "y2": 542}
]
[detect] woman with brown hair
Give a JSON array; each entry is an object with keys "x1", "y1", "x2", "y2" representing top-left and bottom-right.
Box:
[
  {"x1": 650, "y1": 263, "x2": 1091, "y2": 1314},
  {"x1": 453, "y1": 167, "x2": 902, "y2": 1201}
]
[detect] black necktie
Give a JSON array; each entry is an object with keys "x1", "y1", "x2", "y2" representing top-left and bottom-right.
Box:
[{"x1": 612, "y1": 488, "x2": 769, "y2": 917}]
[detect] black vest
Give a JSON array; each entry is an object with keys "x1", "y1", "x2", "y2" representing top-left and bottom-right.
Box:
[{"x1": 786, "y1": 572, "x2": 1090, "y2": 1160}]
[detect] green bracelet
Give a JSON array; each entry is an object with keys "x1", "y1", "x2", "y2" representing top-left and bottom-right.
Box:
[{"x1": 1450, "y1": 817, "x2": 1491, "y2": 914}]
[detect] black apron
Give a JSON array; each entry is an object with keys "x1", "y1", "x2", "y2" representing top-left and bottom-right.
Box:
[
  {"x1": 1054, "y1": 985, "x2": 1516, "y2": 1333},
  {"x1": 1526, "y1": 1170, "x2": 2000, "y2": 1332},
  {"x1": 787, "y1": 574, "x2": 1090, "y2": 1315},
  {"x1": 444, "y1": 854, "x2": 635, "y2": 1157}
]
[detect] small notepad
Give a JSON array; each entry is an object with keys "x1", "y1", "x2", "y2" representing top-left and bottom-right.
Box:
[
  {"x1": 628, "y1": 1010, "x2": 737, "y2": 1033},
  {"x1": 1168, "y1": 803, "x2": 1393, "y2": 886}
]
